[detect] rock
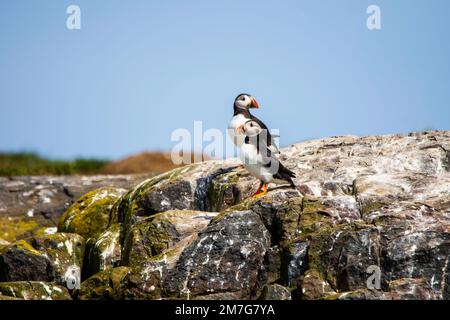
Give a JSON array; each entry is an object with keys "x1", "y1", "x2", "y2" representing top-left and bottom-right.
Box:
[
  {"x1": 78, "y1": 265, "x2": 163, "y2": 300},
  {"x1": 262, "y1": 246, "x2": 282, "y2": 284},
  {"x1": 380, "y1": 226, "x2": 449, "y2": 295},
  {"x1": 317, "y1": 226, "x2": 381, "y2": 291},
  {"x1": 118, "y1": 210, "x2": 219, "y2": 299},
  {"x1": 122, "y1": 210, "x2": 218, "y2": 268},
  {"x1": 324, "y1": 289, "x2": 386, "y2": 300},
  {"x1": 0, "y1": 233, "x2": 85, "y2": 288},
  {"x1": 298, "y1": 269, "x2": 335, "y2": 299},
  {"x1": 79, "y1": 263, "x2": 163, "y2": 300},
  {"x1": 0, "y1": 216, "x2": 40, "y2": 243},
  {"x1": 0, "y1": 240, "x2": 54, "y2": 282},
  {"x1": 78, "y1": 210, "x2": 219, "y2": 300},
  {"x1": 0, "y1": 238, "x2": 10, "y2": 251},
  {"x1": 58, "y1": 187, "x2": 126, "y2": 240},
  {"x1": 77, "y1": 266, "x2": 131, "y2": 300},
  {"x1": 162, "y1": 210, "x2": 271, "y2": 299},
  {"x1": 192, "y1": 292, "x2": 242, "y2": 300},
  {"x1": 0, "y1": 281, "x2": 71, "y2": 300},
  {"x1": 120, "y1": 265, "x2": 162, "y2": 300},
  {"x1": 83, "y1": 223, "x2": 122, "y2": 279},
  {"x1": 0, "y1": 174, "x2": 152, "y2": 243},
  {"x1": 115, "y1": 162, "x2": 255, "y2": 227},
  {"x1": 0, "y1": 295, "x2": 22, "y2": 300},
  {"x1": 282, "y1": 241, "x2": 309, "y2": 287},
  {"x1": 386, "y1": 277, "x2": 441, "y2": 300},
  {"x1": 260, "y1": 284, "x2": 292, "y2": 300}
]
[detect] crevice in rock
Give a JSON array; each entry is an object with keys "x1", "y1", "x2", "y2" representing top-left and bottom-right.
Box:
[
  {"x1": 194, "y1": 166, "x2": 236, "y2": 211},
  {"x1": 351, "y1": 178, "x2": 364, "y2": 220},
  {"x1": 443, "y1": 150, "x2": 450, "y2": 172}
]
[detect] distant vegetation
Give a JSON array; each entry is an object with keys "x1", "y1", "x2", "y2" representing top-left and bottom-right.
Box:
[
  {"x1": 0, "y1": 151, "x2": 208, "y2": 176},
  {"x1": 0, "y1": 152, "x2": 108, "y2": 176}
]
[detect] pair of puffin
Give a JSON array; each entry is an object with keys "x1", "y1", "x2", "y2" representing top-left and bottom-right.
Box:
[{"x1": 228, "y1": 93, "x2": 296, "y2": 197}]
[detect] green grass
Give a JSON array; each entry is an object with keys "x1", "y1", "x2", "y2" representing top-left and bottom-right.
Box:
[{"x1": 0, "y1": 152, "x2": 109, "y2": 176}]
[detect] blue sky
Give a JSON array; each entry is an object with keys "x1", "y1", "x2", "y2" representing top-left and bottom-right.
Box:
[{"x1": 1, "y1": 0, "x2": 449, "y2": 160}]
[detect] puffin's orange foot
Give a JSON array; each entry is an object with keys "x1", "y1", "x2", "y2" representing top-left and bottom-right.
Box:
[
  {"x1": 252, "y1": 183, "x2": 268, "y2": 198},
  {"x1": 252, "y1": 182, "x2": 263, "y2": 197}
]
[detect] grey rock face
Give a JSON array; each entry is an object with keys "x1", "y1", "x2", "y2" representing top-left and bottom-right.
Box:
[
  {"x1": 83, "y1": 223, "x2": 122, "y2": 279},
  {"x1": 0, "y1": 174, "x2": 152, "y2": 244},
  {"x1": 0, "y1": 233, "x2": 85, "y2": 287},
  {"x1": 0, "y1": 174, "x2": 151, "y2": 218},
  {"x1": 163, "y1": 210, "x2": 271, "y2": 299},
  {"x1": 282, "y1": 241, "x2": 309, "y2": 287},
  {"x1": 260, "y1": 283, "x2": 292, "y2": 300},
  {"x1": 0, "y1": 244, "x2": 55, "y2": 282}
]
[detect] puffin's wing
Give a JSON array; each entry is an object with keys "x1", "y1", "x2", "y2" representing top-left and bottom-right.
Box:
[{"x1": 259, "y1": 146, "x2": 296, "y2": 187}]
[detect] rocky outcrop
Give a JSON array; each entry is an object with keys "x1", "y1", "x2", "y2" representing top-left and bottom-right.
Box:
[
  {"x1": 0, "y1": 233, "x2": 84, "y2": 286},
  {"x1": 0, "y1": 131, "x2": 449, "y2": 300},
  {"x1": 162, "y1": 209, "x2": 270, "y2": 298},
  {"x1": 0, "y1": 174, "x2": 152, "y2": 243},
  {"x1": 0, "y1": 281, "x2": 71, "y2": 300},
  {"x1": 58, "y1": 187, "x2": 127, "y2": 239}
]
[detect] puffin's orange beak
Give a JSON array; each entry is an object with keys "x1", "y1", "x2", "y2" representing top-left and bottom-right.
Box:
[{"x1": 250, "y1": 97, "x2": 259, "y2": 109}]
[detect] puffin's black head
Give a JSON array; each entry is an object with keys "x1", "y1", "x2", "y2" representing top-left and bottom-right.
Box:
[{"x1": 234, "y1": 93, "x2": 259, "y2": 111}]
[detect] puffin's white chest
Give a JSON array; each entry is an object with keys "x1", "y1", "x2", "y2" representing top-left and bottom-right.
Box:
[
  {"x1": 228, "y1": 114, "x2": 248, "y2": 146},
  {"x1": 239, "y1": 143, "x2": 274, "y2": 183}
]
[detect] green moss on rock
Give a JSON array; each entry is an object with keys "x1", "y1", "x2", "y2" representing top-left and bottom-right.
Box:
[
  {"x1": 207, "y1": 170, "x2": 241, "y2": 212},
  {"x1": 122, "y1": 215, "x2": 178, "y2": 267},
  {"x1": 11, "y1": 239, "x2": 42, "y2": 255},
  {"x1": 34, "y1": 232, "x2": 85, "y2": 271},
  {"x1": 0, "y1": 233, "x2": 85, "y2": 287},
  {"x1": 260, "y1": 284, "x2": 292, "y2": 300},
  {"x1": 0, "y1": 294, "x2": 22, "y2": 300},
  {"x1": 298, "y1": 269, "x2": 335, "y2": 300},
  {"x1": 298, "y1": 197, "x2": 334, "y2": 235},
  {"x1": 360, "y1": 200, "x2": 386, "y2": 217},
  {"x1": 0, "y1": 216, "x2": 40, "y2": 243},
  {"x1": 211, "y1": 197, "x2": 259, "y2": 223},
  {"x1": 115, "y1": 165, "x2": 195, "y2": 227},
  {"x1": 0, "y1": 281, "x2": 71, "y2": 300},
  {"x1": 77, "y1": 266, "x2": 131, "y2": 300},
  {"x1": 83, "y1": 223, "x2": 122, "y2": 279},
  {"x1": 58, "y1": 187, "x2": 126, "y2": 240},
  {"x1": 78, "y1": 265, "x2": 162, "y2": 300}
]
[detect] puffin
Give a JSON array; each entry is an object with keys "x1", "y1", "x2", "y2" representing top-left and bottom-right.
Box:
[
  {"x1": 227, "y1": 93, "x2": 279, "y2": 154},
  {"x1": 228, "y1": 93, "x2": 296, "y2": 197},
  {"x1": 239, "y1": 119, "x2": 297, "y2": 197}
]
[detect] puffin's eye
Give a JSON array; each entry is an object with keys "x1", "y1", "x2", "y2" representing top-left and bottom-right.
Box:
[{"x1": 241, "y1": 97, "x2": 246, "y2": 101}]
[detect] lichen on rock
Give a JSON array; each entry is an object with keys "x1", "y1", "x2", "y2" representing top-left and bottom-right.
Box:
[
  {"x1": 0, "y1": 232, "x2": 85, "y2": 288},
  {"x1": 83, "y1": 223, "x2": 122, "y2": 279},
  {"x1": 77, "y1": 266, "x2": 131, "y2": 300},
  {"x1": 58, "y1": 187, "x2": 126, "y2": 240},
  {"x1": 162, "y1": 210, "x2": 271, "y2": 299},
  {"x1": 0, "y1": 216, "x2": 40, "y2": 243},
  {"x1": 260, "y1": 283, "x2": 292, "y2": 300},
  {"x1": 0, "y1": 281, "x2": 71, "y2": 300},
  {"x1": 122, "y1": 210, "x2": 218, "y2": 267}
]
